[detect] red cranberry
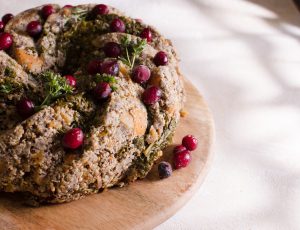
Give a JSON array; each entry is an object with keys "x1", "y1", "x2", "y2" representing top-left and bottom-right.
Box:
[
  {"x1": 63, "y1": 5, "x2": 73, "y2": 8},
  {"x1": 26, "y1": 21, "x2": 42, "y2": 38},
  {"x1": 0, "y1": 21, "x2": 4, "y2": 32},
  {"x1": 87, "y1": 60, "x2": 102, "y2": 75},
  {"x1": 110, "y1": 18, "x2": 126, "y2": 32},
  {"x1": 63, "y1": 75, "x2": 76, "y2": 87},
  {"x1": 87, "y1": 60, "x2": 119, "y2": 76},
  {"x1": 94, "y1": 82, "x2": 112, "y2": 100},
  {"x1": 132, "y1": 65, "x2": 151, "y2": 84},
  {"x1": 182, "y1": 135, "x2": 198, "y2": 151},
  {"x1": 142, "y1": 86, "x2": 162, "y2": 105},
  {"x1": 140, "y1": 28, "x2": 152, "y2": 42},
  {"x1": 62, "y1": 128, "x2": 84, "y2": 150},
  {"x1": 100, "y1": 60, "x2": 119, "y2": 76},
  {"x1": 92, "y1": 4, "x2": 109, "y2": 16},
  {"x1": 16, "y1": 98, "x2": 35, "y2": 119},
  {"x1": 173, "y1": 145, "x2": 187, "y2": 154},
  {"x1": 174, "y1": 150, "x2": 191, "y2": 169},
  {"x1": 103, "y1": 42, "x2": 121, "y2": 58},
  {"x1": 2, "y1": 14, "x2": 13, "y2": 25},
  {"x1": 154, "y1": 51, "x2": 168, "y2": 66},
  {"x1": 41, "y1": 5, "x2": 55, "y2": 19},
  {"x1": 0, "y1": 32, "x2": 13, "y2": 50},
  {"x1": 158, "y1": 161, "x2": 172, "y2": 179}
]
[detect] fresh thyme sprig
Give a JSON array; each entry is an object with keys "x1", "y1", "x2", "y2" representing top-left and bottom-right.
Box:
[
  {"x1": 95, "y1": 73, "x2": 118, "y2": 91},
  {"x1": 119, "y1": 36, "x2": 147, "y2": 69},
  {"x1": 38, "y1": 71, "x2": 74, "y2": 109}
]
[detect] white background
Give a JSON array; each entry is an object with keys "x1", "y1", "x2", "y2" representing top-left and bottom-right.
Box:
[{"x1": 1, "y1": 0, "x2": 300, "y2": 229}]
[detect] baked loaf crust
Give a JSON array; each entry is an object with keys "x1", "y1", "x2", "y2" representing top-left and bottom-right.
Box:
[{"x1": 0, "y1": 4, "x2": 185, "y2": 204}]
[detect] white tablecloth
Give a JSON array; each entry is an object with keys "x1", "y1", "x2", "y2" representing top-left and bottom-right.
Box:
[{"x1": 1, "y1": 0, "x2": 300, "y2": 229}]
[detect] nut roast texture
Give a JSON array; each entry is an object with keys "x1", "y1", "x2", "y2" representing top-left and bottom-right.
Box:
[{"x1": 0, "y1": 4, "x2": 185, "y2": 204}]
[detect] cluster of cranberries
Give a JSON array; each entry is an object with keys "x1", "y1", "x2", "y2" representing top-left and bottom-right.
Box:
[
  {"x1": 158, "y1": 135, "x2": 198, "y2": 179},
  {"x1": 26, "y1": 5, "x2": 57, "y2": 38},
  {"x1": 90, "y1": 4, "x2": 126, "y2": 33},
  {"x1": 16, "y1": 73, "x2": 79, "y2": 150},
  {"x1": 15, "y1": 73, "x2": 80, "y2": 150},
  {"x1": 0, "y1": 6, "x2": 77, "y2": 120},
  {"x1": 15, "y1": 74, "x2": 76, "y2": 119},
  {"x1": 3, "y1": 4, "x2": 172, "y2": 153},
  {"x1": 0, "y1": 5, "x2": 57, "y2": 51},
  {"x1": 87, "y1": 41, "x2": 168, "y2": 106},
  {"x1": 0, "y1": 13, "x2": 13, "y2": 51},
  {"x1": 144, "y1": 55, "x2": 169, "y2": 103},
  {"x1": 87, "y1": 59, "x2": 118, "y2": 100},
  {"x1": 140, "y1": 49, "x2": 168, "y2": 105}
]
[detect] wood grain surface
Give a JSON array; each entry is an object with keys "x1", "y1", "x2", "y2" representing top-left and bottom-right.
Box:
[{"x1": 0, "y1": 79, "x2": 215, "y2": 230}]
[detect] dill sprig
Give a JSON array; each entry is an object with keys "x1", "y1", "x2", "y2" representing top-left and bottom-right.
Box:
[{"x1": 119, "y1": 36, "x2": 147, "y2": 69}]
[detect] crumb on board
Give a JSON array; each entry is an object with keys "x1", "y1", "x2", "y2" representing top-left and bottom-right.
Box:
[{"x1": 180, "y1": 109, "x2": 188, "y2": 117}]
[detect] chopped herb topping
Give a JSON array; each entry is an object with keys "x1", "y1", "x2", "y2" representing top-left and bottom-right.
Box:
[
  {"x1": 95, "y1": 73, "x2": 118, "y2": 91},
  {"x1": 4, "y1": 67, "x2": 16, "y2": 78},
  {"x1": 72, "y1": 7, "x2": 89, "y2": 21},
  {"x1": 0, "y1": 82, "x2": 15, "y2": 94},
  {"x1": 24, "y1": 47, "x2": 37, "y2": 55},
  {"x1": 119, "y1": 36, "x2": 147, "y2": 69},
  {"x1": 38, "y1": 71, "x2": 74, "y2": 109}
]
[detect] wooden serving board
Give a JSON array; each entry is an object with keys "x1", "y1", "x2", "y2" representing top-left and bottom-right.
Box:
[{"x1": 0, "y1": 79, "x2": 215, "y2": 230}]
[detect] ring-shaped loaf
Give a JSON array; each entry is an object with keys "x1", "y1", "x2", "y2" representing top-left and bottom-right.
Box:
[{"x1": 0, "y1": 4, "x2": 185, "y2": 204}]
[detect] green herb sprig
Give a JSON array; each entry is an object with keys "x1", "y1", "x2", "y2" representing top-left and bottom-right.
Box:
[
  {"x1": 38, "y1": 71, "x2": 74, "y2": 109},
  {"x1": 72, "y1": 7, "x2": 89, "y2": 21},
  {"x1": 95, "y1": 73, "x2": 118, "y2": 91},
  {"x1": 119, "y1": 36, "x2": 147, "y2": 69},
  {"x1": 4, "y1": 67, "x2": 16, "y2": 78},
  {"x1": 64, "y1": 7, "x2": 88, "y2": 29},
  {"x1": 0, "y1": 83, "x2": 14, "y2": 94}
]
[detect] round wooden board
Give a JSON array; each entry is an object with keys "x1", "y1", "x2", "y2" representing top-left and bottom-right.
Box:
[{"x1": 0, "y1": 79, "x2": 215, "y2": 230}]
